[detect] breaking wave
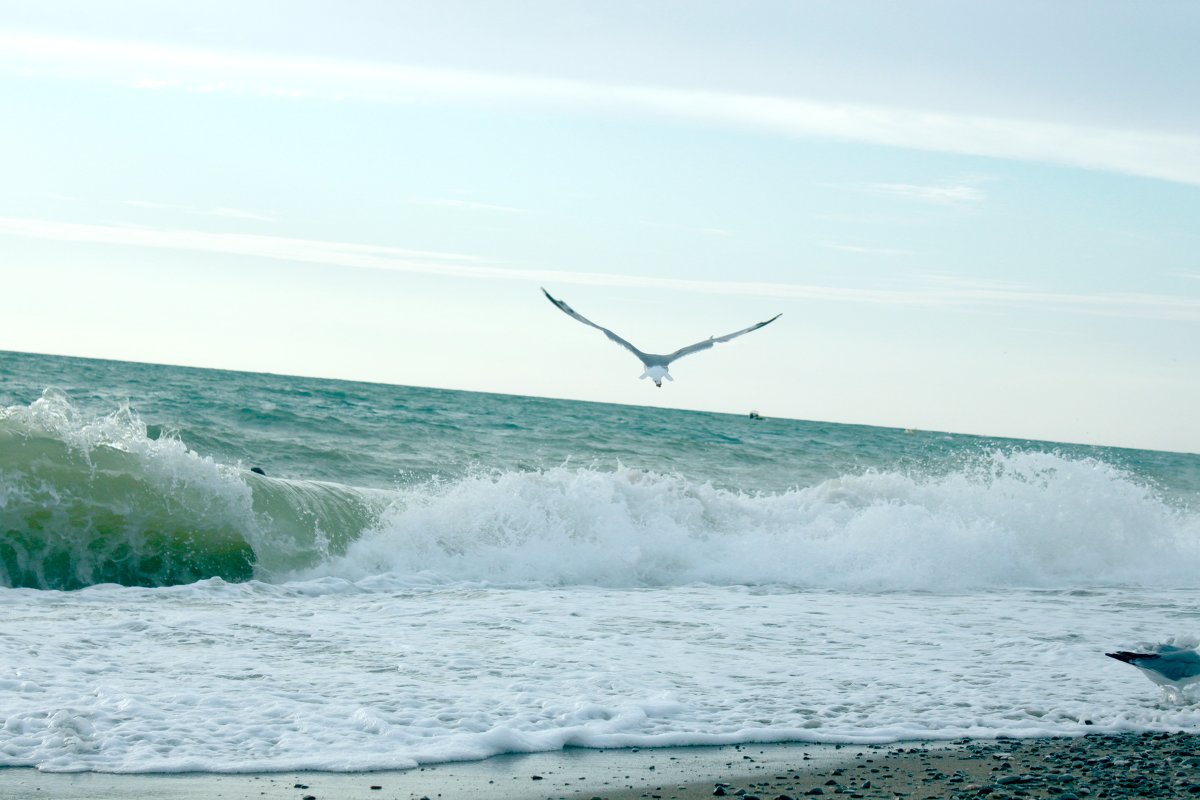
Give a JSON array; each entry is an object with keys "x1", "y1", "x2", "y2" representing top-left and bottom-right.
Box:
[
  {"x1": 0, "y1": 390, "x2": 381, "y2": 589},
  {"x1": 3, "y1": 390, "x2": 1198, "y2": 591},
  {"x1": 309, "y1": 449, "x2": 1200, "y2": 591}
]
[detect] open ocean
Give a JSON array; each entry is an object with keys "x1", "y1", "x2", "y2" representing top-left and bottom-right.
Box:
[{"x1": 2, "y1": 349, "x2": 1199, "y2": 773}]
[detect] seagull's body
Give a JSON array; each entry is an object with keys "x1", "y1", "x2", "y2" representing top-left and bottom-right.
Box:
[
  {"x1": 541, "y1": 288, "x2": 780, "y2": 387},
  {"x1": 1107, "y1": 645, "x2": 1200, "y2": 702}
]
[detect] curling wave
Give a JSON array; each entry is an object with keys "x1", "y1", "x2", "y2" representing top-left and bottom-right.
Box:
[{"x1": 0, "y1": 390, "x2": 384, "y2": 589}]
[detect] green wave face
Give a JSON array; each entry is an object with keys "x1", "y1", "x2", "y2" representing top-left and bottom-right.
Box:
[
  {"x1": 0, "y1": 390, "x2": 386, "y2": 590},
  {"x1": 0, "y1": 425, "x2": 256, "y2": 590}
]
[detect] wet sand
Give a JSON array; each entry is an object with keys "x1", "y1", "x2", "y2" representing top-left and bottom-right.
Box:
[{"x1": 2, "y1": 733, "x2": 1198, "y2": 800}]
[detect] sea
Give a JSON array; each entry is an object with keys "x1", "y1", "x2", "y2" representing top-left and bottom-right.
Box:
[{"x1": 2, "y1": 349, "x2": 1199, "y2": 773}]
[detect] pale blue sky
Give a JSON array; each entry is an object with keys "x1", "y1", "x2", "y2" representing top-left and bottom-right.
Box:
[{"x1": 1, "y1": 1, "x2": 1198, "y2": 452}]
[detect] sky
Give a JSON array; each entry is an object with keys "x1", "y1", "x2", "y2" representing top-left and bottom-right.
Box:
[{"x1": 1, "y1": 0, "x2": 1198, "y2": 453}]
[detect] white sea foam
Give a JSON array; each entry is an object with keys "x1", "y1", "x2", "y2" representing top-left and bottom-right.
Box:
[
  {"x1": 307, "y1": 452, "x2": 1200, "y2": 591},
  {"x1": 3, "y1": 372, "x2": 1200, "y2": 773},
  {"x1": 1, "y1": 581, "x2": 1198, "y2": 773}
]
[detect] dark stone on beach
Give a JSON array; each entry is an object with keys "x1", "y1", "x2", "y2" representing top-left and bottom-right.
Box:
[
  {"x1": 302, "y1": 795, "x2": 316, "y2": 800},
  {"x1": 804, "y1": 789, "x2": 824, "y2": 796},
  {"x1": 293, "y1": 784, "x2": 307, "y2": 789},
  {"x1": 714, "y1": 789, "x2": 727, "y2": 796},
  {"x1": 531, "y1": 774, "x2": 544, "y2": 780},
  {"x1": 369, "y1": 786, "x2": 381, "y2": 791}
]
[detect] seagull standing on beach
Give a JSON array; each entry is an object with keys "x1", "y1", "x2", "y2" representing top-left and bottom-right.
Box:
[
  {"x1": 1107, "y1": 644, "x2": 1200, "y2": 702},
  {"x1": 541, "y1": 288, "x2": 781, "y2": 387}
]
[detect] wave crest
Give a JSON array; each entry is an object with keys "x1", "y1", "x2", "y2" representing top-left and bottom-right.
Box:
[
  {"x1": 309, "y1": 451, "x2": 1200, "y2": 590},
  {"x1": 4, "y1": 391, "x2": 1197, "y2": 591}
]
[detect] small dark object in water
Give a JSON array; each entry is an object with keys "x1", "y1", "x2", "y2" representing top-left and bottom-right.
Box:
[
  {"x1": 749, "y1": 411, "x2": 764, "y2": 420},
  {"x1": 250, "y1": 466, "x2": 266, "y2": 475}
]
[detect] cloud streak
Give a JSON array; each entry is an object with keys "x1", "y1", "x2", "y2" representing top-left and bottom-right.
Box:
[
  {"x1": 408, "y1": 197, "x2": 530, "y2": 214},
  {"x1": 4, "y1": 32, "x2": 1200, "y2": 186},
  {"x1": 643, "y1": 222, "x2": 735, "y2": 237},
  {"x1": 822, "y1": 242, "x2": 913, "y2": 256},
  {"x1": 4, "y1": 216, "x2": 1200, "y2": 321},
  {"x1": 125, "y1": 199, "x2": 274, "y2": 221},
  {"x1": 831, "y1": 182, "x2": 987, "y2": 205}
]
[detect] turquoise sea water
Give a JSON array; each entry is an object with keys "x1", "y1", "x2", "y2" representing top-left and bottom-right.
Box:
[
  {"x1": 3, "y1": 350, "x2": 1196, "y2": 591},
  {"x1": 2, "y1": 349, "x2": 1199, "y2": 772}
]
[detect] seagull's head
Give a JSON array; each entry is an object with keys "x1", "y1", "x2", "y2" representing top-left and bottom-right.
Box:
[{"x1": 654, "y1": 379, "x2": 662, "y2": 388}]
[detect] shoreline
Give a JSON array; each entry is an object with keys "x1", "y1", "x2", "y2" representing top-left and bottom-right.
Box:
[{"x1": 3, "y1": 733, "x2": 1199, "y2": 800}]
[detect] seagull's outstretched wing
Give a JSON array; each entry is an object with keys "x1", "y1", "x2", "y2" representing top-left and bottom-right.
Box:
[
  {"x1": 542, "y1": 288, "x2": 649, "y2": 362},
  {"x1": 666, "y1": 313, "x2": 782, "y2": 363}
]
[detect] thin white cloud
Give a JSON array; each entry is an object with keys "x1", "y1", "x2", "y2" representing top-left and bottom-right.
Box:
[
  {"x1": 125, "y1": 199, "x2": 274, "y2": 222},
  {"x1": 409, "y1": 197, "x2": 530, "y2": 214},
  {"x1": 125, "y1": 200, "x2": 177, "y2": 210},
  {"x1": 1008, "y1": 326, "x2": 1080, "y2": 338},
  {"x1": 912, "y1": 272, "x2": 1037, "y2": 292},
  {"x1": 643, "y1": 222, "x2": 735, "y2": 237},
  {"x1": 825, "y1": 181, "x2": 986, "y2": 205},
  {"x1": 814, "y1": 212, "x2": 932, "y2": 226},
  {"x1": 130, "y1": 77, "x2": 180, "y2": 90},
  {"x1": 822, "y1": 242, "x2": 912, "y2": 256},
  {"x1": 3, "y1": 216, "x2": 1200, "y2": 321},
  {"x1": 4, "y1": 32, "x2": 1200, "y2": 186},
  {"x1": 211, "y1": 207, "x2": 274, "y2": 221}
]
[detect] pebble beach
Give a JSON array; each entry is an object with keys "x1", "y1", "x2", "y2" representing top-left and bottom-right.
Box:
[
  {"x1": 3, "y1": 734, "x2": 1199, "y2": 800},
  {"x1": 625, "y1": 733, "x2": 1200, "y2": 800}
]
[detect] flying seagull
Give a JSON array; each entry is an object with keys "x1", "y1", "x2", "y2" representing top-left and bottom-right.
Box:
[
  {"x1": 542, "y1": 288, "x2": 780, "y2": 387},
  {"x1": 1107, "y1": 644, "x2": 1200, "y2": 703}
]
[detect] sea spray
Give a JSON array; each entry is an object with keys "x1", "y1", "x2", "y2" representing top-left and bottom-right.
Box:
[{"x1": 306, "y1": 452, "x2": 1200, "y2": 590}]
